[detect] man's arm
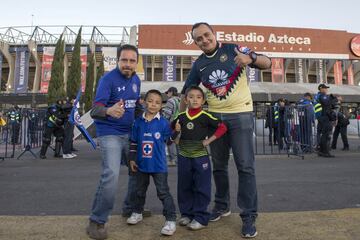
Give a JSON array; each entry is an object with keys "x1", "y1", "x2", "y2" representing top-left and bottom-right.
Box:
[{"x1": 252, "y1": 54, "x2": 272, "y2": 69}]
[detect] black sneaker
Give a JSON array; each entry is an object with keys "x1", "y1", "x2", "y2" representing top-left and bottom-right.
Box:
[
  {"x1": 86, "y1": 220, "x2": 108, "y2": 240},
  {"x1": 242, "y1": 217, "x2": 257, "y2": 238},
  {"x1": 318, "y1": 152, "x2": 335, "y2": 158},
  {"x1": 209, "y1": 209, "x2": 231, "y2": 222}
]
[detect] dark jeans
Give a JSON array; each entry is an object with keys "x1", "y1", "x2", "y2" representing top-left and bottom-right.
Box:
[
  {"x1": 133, "y1": 171, "x2": 176, "y2": 221},
  {"x1": 63, "y1": 122, "x2": 74, "y2": 154},
  {"x1": 177, "y1": 155, "x2": 211, "y2": 225},
  {"x1": 209, "y1": 111, "x2": 258, "y2": 220},
  {"x1": 331, "y1": 125, "x2": 349, "y2": 148},
  {"x1": 318, "y1": 116, "x2": 333, "y2": 154}
]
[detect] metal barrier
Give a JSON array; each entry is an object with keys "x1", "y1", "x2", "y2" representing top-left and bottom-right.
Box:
[
  {"x1": 0, "y1": 108, "x2": 46, "y2": 160},
  {"x1": 254, "y1": 105, "x2": 317, "y2": 158}
]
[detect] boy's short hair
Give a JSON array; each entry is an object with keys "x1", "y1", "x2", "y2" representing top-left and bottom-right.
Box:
[
  {"x1": 185, "y1": 86, "x2": 205, "y2": 99},
  {"x1": 144, "y1": 89, "x2": 163, "y2": 101}
]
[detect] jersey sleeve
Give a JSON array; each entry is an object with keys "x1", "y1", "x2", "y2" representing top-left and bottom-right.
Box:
[
  {"x1": 93, "y1": 77, "x2": 111, "y2": 106},
  {"x1": 181, "y1": 61, "x2": 201, "y2": 94},
  {"x1": 163, "y1": 120, "x2": 172, "y2": 141},
  {"x1": 205, "y1": 112, "x2": 227, "y2": 138}
]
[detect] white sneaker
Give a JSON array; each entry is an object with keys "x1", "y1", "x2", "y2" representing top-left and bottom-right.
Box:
[
  {"x1": 63, "y1": 154, "x2": 75, "y2": 159},
  {"x1": 70, "y1": 153, "x2": 77, "y2": 157},
  {"x1": 127, "y1": 213, "x2": 143, "y2": 225},
  {"x1": 188, "y1": 219, "x2": 206, "y2": 230},
  {"x1": 178, "y1": 217, "x2": 191, "y2": 226},
  {"x1": 161, "y1": 221, "x2": 176, "y2": 236}
]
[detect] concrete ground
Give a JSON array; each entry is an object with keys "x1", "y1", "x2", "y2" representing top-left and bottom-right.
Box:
[{"x1": 0, "y1": 140, "x2": 360, "y2": 240}]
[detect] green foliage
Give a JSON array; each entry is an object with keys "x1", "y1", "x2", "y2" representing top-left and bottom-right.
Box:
[
  {"x1": 67, "y1": 27, "x2": 82, "y2": 98},
  {"x1": 47, "y1": 35, "x2": 66, "y2": 104}
]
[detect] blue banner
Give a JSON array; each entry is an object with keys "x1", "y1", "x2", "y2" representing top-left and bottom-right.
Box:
[
  {"x1": 14, "y1": 47, "x2": 30, "y2": 93},
  {"x1": 69, "y1": 89, "x2": 97, "y2": 149},
  {"x1": 246, "y1": 66, "x2": 261, "y2": 83},
  {"x1": 295, "y1": 59, "x2": 307, "y2": 83},
  {"x1": 163, "y1": 55, "x2": 176, "y2": 81}
]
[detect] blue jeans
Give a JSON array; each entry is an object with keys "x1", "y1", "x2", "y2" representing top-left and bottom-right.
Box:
[
  {"x1": 209, "y1": 112, "x2": 258, "y2": 220},
  {"x1": 133, "y1": 171, "x2": 176, "y2": 221},
  {"x1": 90, "y1": 134, "x2": 129, "y2": 224}
]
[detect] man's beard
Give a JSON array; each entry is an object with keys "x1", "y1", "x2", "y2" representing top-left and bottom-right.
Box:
[{"x1": 121, "y1": 68, "x2": 134, "y2": 78}]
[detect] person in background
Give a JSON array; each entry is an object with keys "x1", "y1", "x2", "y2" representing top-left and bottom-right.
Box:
[
  {"x1": 162, "y1": 87, "x2": 180, "y2": 166},
  {"x1": 331, "y1": 95, "x2": 350, "y2": 151}
]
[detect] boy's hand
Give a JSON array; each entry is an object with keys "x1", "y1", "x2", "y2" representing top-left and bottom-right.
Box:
[
  {"x1": 202, "y1": 135, "x2": 217, "y2": 147},
  {"x1": 106, "y1": 99, "x2": 125, "y2": 118},
  {"x1": 129, "y1": 160, "x2": 138, "y2": 172},
  {"x1": 202, "y1": 139, "x2": 211, "y2": 147},
  {"x1": 175, "y1": 119, "x2": 181, "y2": 132}
]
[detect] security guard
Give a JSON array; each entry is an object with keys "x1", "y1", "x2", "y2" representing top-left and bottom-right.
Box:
[
  {"x1": 313, "y1": 84, "x2": 340, "y2": 157},
  {"x1": 39, "y1": 100, "x2": 66, "y2": 159},
  {"x1": 7, "y1": 105, "x2": 22, "y2": 144}
]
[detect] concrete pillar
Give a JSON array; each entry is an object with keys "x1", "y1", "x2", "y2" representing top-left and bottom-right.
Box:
[
  {"x1": 129, "y1": 25, "x2": 137, "y2": 46},
  {"x1": 0, "y1": 41, "x2": 15, "y2": 92},
  {"x1": 151, "y1": 56, "x2": 155, "y2": 82},
  {"x1": 284, "y1": 59, "x2": 292, "y2": 83},
  {"x1": 326, "y1": 60, "x2": 336, "y2": 74},
  {"x1": 28, "y1": 40, "x2": 41, "y2": 92},
  {"x1": 180, "y1": 56, "x2": 183, "y2": 82}
]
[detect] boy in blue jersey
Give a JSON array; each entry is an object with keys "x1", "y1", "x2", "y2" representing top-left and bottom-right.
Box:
[
  {"x1": 173, "y1": 86, "x2": 227, "y2": 230},
  {"x1": 127, "y1": 89, "x2": 177, "y2": 236}
]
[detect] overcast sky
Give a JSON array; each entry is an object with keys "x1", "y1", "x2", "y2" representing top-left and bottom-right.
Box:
[{"x1": 1, "y1": 0, "x2": 359, "y2": 33}]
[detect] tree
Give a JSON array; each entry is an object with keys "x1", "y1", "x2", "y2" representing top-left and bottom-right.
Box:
[
  {"x1": 94, "y1": 54, "x2": 104, "y2": 97},
  {"x1": 66, "y1": 27, "x2": 82, "y2": 98},
  {"x1": 47, "y1": 35, "x2": 65, "y2": 104},
  {"x1": 84, "y1": 53, "x2": 95, "y2": 112}
]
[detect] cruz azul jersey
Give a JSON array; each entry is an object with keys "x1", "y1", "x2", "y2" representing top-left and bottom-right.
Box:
[
  {"x1": 130, "y1": 113, "x2": 172, "y2": 173},
  {"x1": 94, "y1": 67, "x2": 140, "y2": 136},
  {"x1": 183, "y1": 43, "x2": 254, "y2": 113}
]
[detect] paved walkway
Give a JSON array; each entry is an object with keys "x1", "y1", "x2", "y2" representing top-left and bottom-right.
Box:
[{"x1": 1, "y1": 209, "x2": 359, "y2": 240}]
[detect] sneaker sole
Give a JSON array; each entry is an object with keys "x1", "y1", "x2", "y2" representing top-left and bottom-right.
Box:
[
  {"x1": 127, "y1": 219, "x2": 143, "y2": 225},
  {"x1": 209, "y1": 210, "x2": 232, "y2": 222},
  {"x1": 242, "y1": 231, "x2": 258, "y2": 238},
  {"x1": 161, "y1": 230, "x2": 175, "y2": 236}
]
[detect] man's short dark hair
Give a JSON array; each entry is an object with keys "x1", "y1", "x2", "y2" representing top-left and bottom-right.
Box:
[
  {"x1": 117, "y1": 44, "x2": 139, "y2": 60},
  {"x1": 144, "y1": 89, "x2": 163, "y2": 101},
  {"x1": 185, "y1": 85, "x2": 205, "y2": 99},
  {"x1": 191, "y1": 22, "x2": 214, "y2": 39}
]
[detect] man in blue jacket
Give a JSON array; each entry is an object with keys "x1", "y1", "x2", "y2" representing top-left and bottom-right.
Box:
[{"x1": 87, "y1": 44, "x2": 141, "y2": 240}]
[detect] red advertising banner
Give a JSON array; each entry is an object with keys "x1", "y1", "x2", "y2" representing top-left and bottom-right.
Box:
[
  {"x1": 271, "y1": 58, "x2": 284, "y2": 83},
  {"x1": 333, "y1": 60, "x2": 343, "y2": 85},
  {"x1": 80, "y1": 47, "x2": 87, "y2": 92},
  {"x1": 347, "y1": 64, "x2": 354, "y2": 85},
  {"x1": 40, "y1": 47, "x2": 55, "y2": 93}
]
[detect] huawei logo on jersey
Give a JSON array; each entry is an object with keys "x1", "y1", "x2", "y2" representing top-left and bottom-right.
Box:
[
  {"x1": 209, "y1": 70, "x2": 229, "y2": 86},
  {"x1": 203, "y1": 67, "x2": 243, "y2": 100}
]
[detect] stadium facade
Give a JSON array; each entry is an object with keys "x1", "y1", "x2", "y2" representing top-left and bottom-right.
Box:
[{"x1": 0, "y1": 24, "x2": 360, "y2": 109}]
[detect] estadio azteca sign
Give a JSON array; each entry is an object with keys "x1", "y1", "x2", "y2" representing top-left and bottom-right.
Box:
[{"x1": 138, "y1": 25, "x2": 360, "y2": 59}]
